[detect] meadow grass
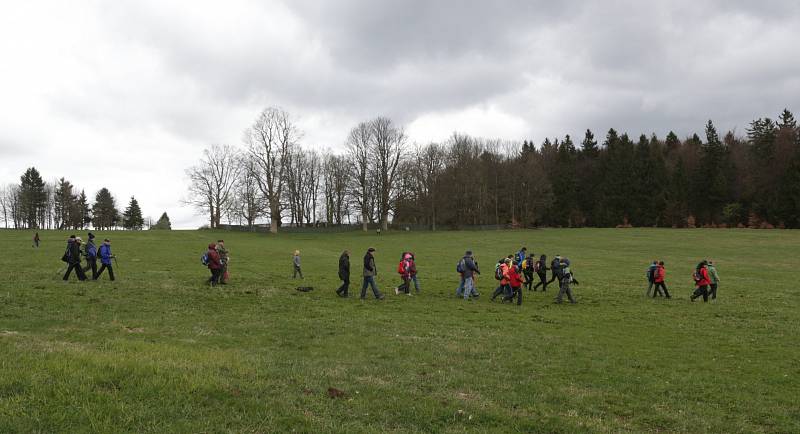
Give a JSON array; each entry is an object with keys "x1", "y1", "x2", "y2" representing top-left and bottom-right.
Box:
[{"x1": 0, "y1": 228, "x2": 798, "y2": 433}]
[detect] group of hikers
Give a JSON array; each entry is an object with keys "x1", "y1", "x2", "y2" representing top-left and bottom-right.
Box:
[
  {"x1": 202, "y1": 240, "x2": 230, "y2": 286},
  {"x1": 644, "y1": 259, "x2": 721, "y2": 302},
  {"x1": 61, "y1": 233, "x2": 115, "y2": 281},
  {"x1": 456, "y1": 247, "x2": 579, "y2": 305}
]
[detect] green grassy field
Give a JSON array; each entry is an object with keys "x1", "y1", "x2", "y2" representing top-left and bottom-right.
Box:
[{"x1": 0, "y1": 228, "x2": 798, "y2": 433}]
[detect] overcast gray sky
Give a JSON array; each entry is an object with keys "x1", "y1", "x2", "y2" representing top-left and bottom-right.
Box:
[{"x1": 2, "y1": 1, "x2": 799, "y2": 228}]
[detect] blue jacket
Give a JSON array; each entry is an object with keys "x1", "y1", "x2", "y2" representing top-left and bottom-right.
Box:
[
  {"x1": 85, "y1": 240, "x2": 97, "y2": 258},
  {"x1": 516, "y1": 250, "x2": 527, "y2": 266},
  {"x1": 99, "y1": 244, "x2": 113, "y2": 265}
]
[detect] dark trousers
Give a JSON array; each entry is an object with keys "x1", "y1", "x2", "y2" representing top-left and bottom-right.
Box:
[
  {"x1": 209, "y1": 268, "x2": 221, "y2": 285},
  {"x1": 95, "y1": 263, "x2": 115, "y2": 281},
  {"x1": 691, "y1": 285, "x2": 709, "y2": 302},
  {"x1": 524, "y1": 271, "x2": 534, "y2": 290},
  {"x1": 709, "y1": 284, "x2": 718, "y2": 299},
  {"x1": 546, "y1": 269, "x2": 560, "y2": 285},
  {"x1": 398, "y1": 277, "x2": 411, "y2": 294},
  {"x1": 293, "y1": 266, "x2": 303, "y2": 278},
  {"x1": 491, "y1": 284, "x2": 511, "y2": 300},
  {"x1": 83, "y1": 257, "x2": 98, "y2": 279},
  {"x1": 646, "y1": 280, "x2": 655, "y2": 296},
  {"x1": 505, "y1": 286, "x2": 523, "y2": 305},
  {"x1": 652, "y1": 282, "x2": 670, "y2": 298},
  {"x1": 533, "y1": 272, "x2": 548, "y2": 291},
  {"x1": 336, "y1": 278, "x2": 350, "y2": 296},
  {"x1": 63, "y1": 262, "x2": 87, "y2": 281}
]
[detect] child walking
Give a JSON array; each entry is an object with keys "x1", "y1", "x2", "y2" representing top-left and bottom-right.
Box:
[{"x1": 292, "y1": 250, "x2": 303, "y2": 279}]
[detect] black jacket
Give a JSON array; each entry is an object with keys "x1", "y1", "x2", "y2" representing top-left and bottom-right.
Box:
[
  {"x1": 363, "y1": 252, "x2": 376, "y2": 277},
  {"x1": 338, "y1": 253, "x2": 350, "y2": 280},
  {"x1": 68, "y1": 241, "x2": 81, "y2": 264}
]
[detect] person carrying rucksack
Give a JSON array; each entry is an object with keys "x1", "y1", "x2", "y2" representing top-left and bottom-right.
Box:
[
  {"x1": 545, "y1": 255, "x2": 562, "y2": 287},
  {"x1": 95, "y1": 239, "x2": 115, "y2": 281},
  {"x1": 646, "y1": 260, "x2": 658, "y2": 296},
  {"x1": 690, "y1": 260, "x2": 711, "y2": 302},
  {"x1": 555, "y1": 258, "x2": 578, "y2": 304},
  {"x1": 408, "y1": 252, "x2": 420, "y2": 293},
  {"x1": 707, "y1": 260, "x2": 720, "y2": 301},
  {"x1": 522, "y1": 253, "x2": 535, "y2": 291},
  {"x1": 336, "y1": 250, "x2": 350, "y2": 297},
  {"x1": 62, "y1": 236, "x2": 87, "y2": 281},
  {"x1": 206, "y1": 243, "x2": 222, "y2": 286},
  {"x1": 395, "y1": 253, "x2": 412, "y2": 296},
  {"x1": 491, "y1": 258, "x2": 512, "y2": 301},
  {"x1": 504, "y1": 260, "x2": 524, "y2": 305},
  {"x1": 458, "y1": 250, "x2": 480, "y2": 301},
  {"x1": 515, "y1": 247, "x2": 528, "y2": 268},
  {"x1": 82, "y1": 232, "x2": 98, "y2": 279},
  {"x1": 533, "y1": 254, "x2": 549, "y2": 291},
  {"x1": 652, "y1": 261, "x2": 670, "y2": 298}
]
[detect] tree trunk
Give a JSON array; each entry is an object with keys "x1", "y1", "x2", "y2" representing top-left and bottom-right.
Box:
[{"x1": 270, "y1": 203, "x2": 280, "y2": 234}]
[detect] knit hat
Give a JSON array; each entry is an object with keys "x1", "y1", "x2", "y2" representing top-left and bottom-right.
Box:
[{"x1": 88, "y1": 232, "x2": 95, "y2": 240}]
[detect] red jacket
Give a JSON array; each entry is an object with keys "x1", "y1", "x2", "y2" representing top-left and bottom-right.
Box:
[
  {"x1": 499, "y1": 263, "x2": 510, "y2": 285},
  {"x1": 654, "y1": 265, "x2": 665, "y2": 283},
  {"x1": 508, "y1": 266, "x2": 523, "y2": 288},
  {"x1": 207, "y1": 245, "x2": 221, "y2": 270},
  {"x1": 695, "y1": 266, "x2": 710, "y2": 286}
]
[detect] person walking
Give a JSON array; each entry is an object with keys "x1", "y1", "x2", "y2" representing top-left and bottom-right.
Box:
[
  {"x1": 652, "y1": 261, "x2": 670, "y2": 298},
  {"x1": 95, "y1": 239, "x2": 115, "y2": 281},
  {"x1": 63, "y1": 236, "x2": 87, "y2": 281},
  {"x1": 533, "y1": 254, "x2": 549, "y2": 291},
  {"x1": 82, "y1": 233, "x2": 98, "y2": 279},
  {"x1": 408, "y1": 252, "x2": 420, "y2": 293},
  {"x1": 460, "y1": 250, "x2": 480, "y2": 300},
  {"x1": 336, "y1": 250, "x2": 350, "y2": 297},
  {"x1": 505, "y1": 260, "x2": 524, "y2": 305},
  {"x1": 515, "y1": 247, "x2": 528, "y2": 267},
  {"x1": 33, "y1": 232, "x2": 40, "y2": 248},
  {"x1": 707, "y1": 260, "x2": 720, "y2": 301},
  {"x1": 522, "y1": 253, "x2": 535, "y2": 291},
  {"x1": 646, "y1": 260, "x2": 658, "y2": 296},
  {"x1": 555, "y1": 258, "x2": 578, "y2": 304},
  {"x1": 361, "y1": 248, "x2": 384, "y2": 300},
  {"x1": 206, "y1": 243, "x2": 222, "y2": 286},
  {"x1": 491, "y1": 258, "x2": 512, "y2": 301},
  {"x1": 216, "y1": 240, "x2": 229, "y2": 284},
  {"x1": 545, "y1": 255, "x2": 562, "y2": 287},
  {"x1": 395, "y1": 253, "x2": 412, "y2": 296},
  {"x1": 292, "y1": 250, "x2": 303, "y2": 279},
  {"x1": 690, "y1": 260, "x2": 711, "y2": 302}
]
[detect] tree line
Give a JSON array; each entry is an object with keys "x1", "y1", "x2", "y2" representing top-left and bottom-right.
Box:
[
  {"x1": 187, "y1": 106, "x2": 800, "y2": 230},
  {"x1": 0, "y1": 168, "x2": 172, "y2": 230}
]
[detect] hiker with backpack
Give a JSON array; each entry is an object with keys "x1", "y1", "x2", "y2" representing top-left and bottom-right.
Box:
[
  {"x1": 546, "y1": 255, "x2": 562, "y2": 287},
  {"x1": 555, "y1": 257, "x2": 579, "y2": 304},
  {"x1": 361, "y1": 247, "x2": 384, "y2": 300},
  {"x1": 533, "y1": 254, "x2": 549, "y2": 291},
  {"x1": 395, "y1": 252, "x2": 413, "y2": 296},
  {"x1": 646, "y1": 260, "x2": 658, "y2": 296},
  {"x1": 292, "y1": 250, "x2": 303, "y2": 279},
  {"x1": 336, "y1": 250, "x2": 350, "y2": 297},
  {"x1": 95, "y1": 239, "x2": 115, "y2": 281},
  {"x1": 504, "y1": 260, "x2": 524, "y2": 305},
  {"x1": 205, "y1": 243, "x2": 222, "y2": 286},
  {"x1": 62, "y1": 235, "x2": 87, "y2": 281},
  {"x1": 216, "y1": 240, "x2": 229, "y2": 284},
  {"x1": 522, "y1": 253, "x2": 536, "y2": 291},
  {"x1": 707, "y1": 260, "x2": 720, "y2": 301},
  {"x1": 82, "y1": 232, "x2": 98, "y2": 279},
  {"x1": 457, "y1": 250, "x2": 480, "y2": 300},
  {"x1": 491, "y1": 258, "x2": 512, "y2": 301},
  {"x1": 690, "y1": 260, "x2": 711, "y2": 302},
  {"x1": 515, "y1": 247, "x2": 528, "y2": 267},
  {"x1": 652, "y1": 260, "x2": 670, "y2": 298}
]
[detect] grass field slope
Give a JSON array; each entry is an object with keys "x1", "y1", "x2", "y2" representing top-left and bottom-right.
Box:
[{"x1": 0, "y1": 228, "x2": 798, "y2": 433}]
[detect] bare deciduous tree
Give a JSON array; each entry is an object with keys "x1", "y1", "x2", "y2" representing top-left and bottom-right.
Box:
[
  {"x1": 322, "y1": 153, "x2": 349, "y2": 224},
  {"x1": 370, "y1": 117, "x2": 407, "y2": 231},
  {"x1": 185, "y1": 144, "x2": 241, "y2": 228},
  {"x1": 229, "y1": 154, "x2": 266, "y2": 230},
  {"x1": 346, "y1": 122, "x2": 374, "y2": 231},
  {"x1": 246, "y1": 107, "x2": 299, "y2": 233}
]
